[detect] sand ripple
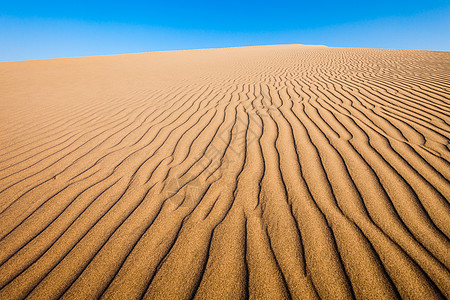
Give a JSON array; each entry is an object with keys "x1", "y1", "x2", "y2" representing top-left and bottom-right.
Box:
[{"x1": 0, "y1": 45, "x2": 449, "y2": 299}]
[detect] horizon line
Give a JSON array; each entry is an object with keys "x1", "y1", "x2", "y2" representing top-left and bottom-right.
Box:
[{"x1": 1, "y1": 43, "x2": 448, "y2": 63}]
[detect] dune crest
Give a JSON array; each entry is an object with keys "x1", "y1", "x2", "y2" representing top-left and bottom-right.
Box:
[{"x1": 0, "y1": 45, "x2": 449, "y2": 299}]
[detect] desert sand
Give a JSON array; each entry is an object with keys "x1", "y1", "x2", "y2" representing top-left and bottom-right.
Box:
[{"x1": 0, "y1": 44, "x2": 449, "y2": 299}]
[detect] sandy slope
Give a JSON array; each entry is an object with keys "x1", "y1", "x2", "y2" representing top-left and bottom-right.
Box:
[{"x1": 0, "y1": 45, "x2": 449, "y2": 299}]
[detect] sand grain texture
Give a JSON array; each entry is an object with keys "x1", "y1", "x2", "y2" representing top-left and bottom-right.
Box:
[{"x1": 0, "y1": 45, "x2": 449, "y2": 299}]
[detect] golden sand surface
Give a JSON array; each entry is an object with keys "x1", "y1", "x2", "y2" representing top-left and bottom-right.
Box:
[{"x1": 0, "y1": 45, "x2": 449, "y2": 299}]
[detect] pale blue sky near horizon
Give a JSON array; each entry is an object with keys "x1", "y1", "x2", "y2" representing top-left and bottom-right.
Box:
[{"x1": 1, "y1": 0, "x2": 449, "y2": 62}]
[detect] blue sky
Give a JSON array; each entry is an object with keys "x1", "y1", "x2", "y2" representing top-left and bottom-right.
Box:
[{"x1": 1, "y1": 0, "x2": 449, "y2": 62}]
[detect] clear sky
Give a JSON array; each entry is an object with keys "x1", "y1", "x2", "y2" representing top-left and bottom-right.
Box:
[{"x1": 1, "y1": 0, "x2": 449, "y2": 62}]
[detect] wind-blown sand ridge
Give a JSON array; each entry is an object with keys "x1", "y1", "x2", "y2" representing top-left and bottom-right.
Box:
[{"x1": 0, "y1": 44, "x2": 449, "y2": 299}]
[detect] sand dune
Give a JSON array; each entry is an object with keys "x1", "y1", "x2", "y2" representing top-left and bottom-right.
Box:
[{"x1": 0, "y1": 44, "x2": 449, "y2": 299}]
